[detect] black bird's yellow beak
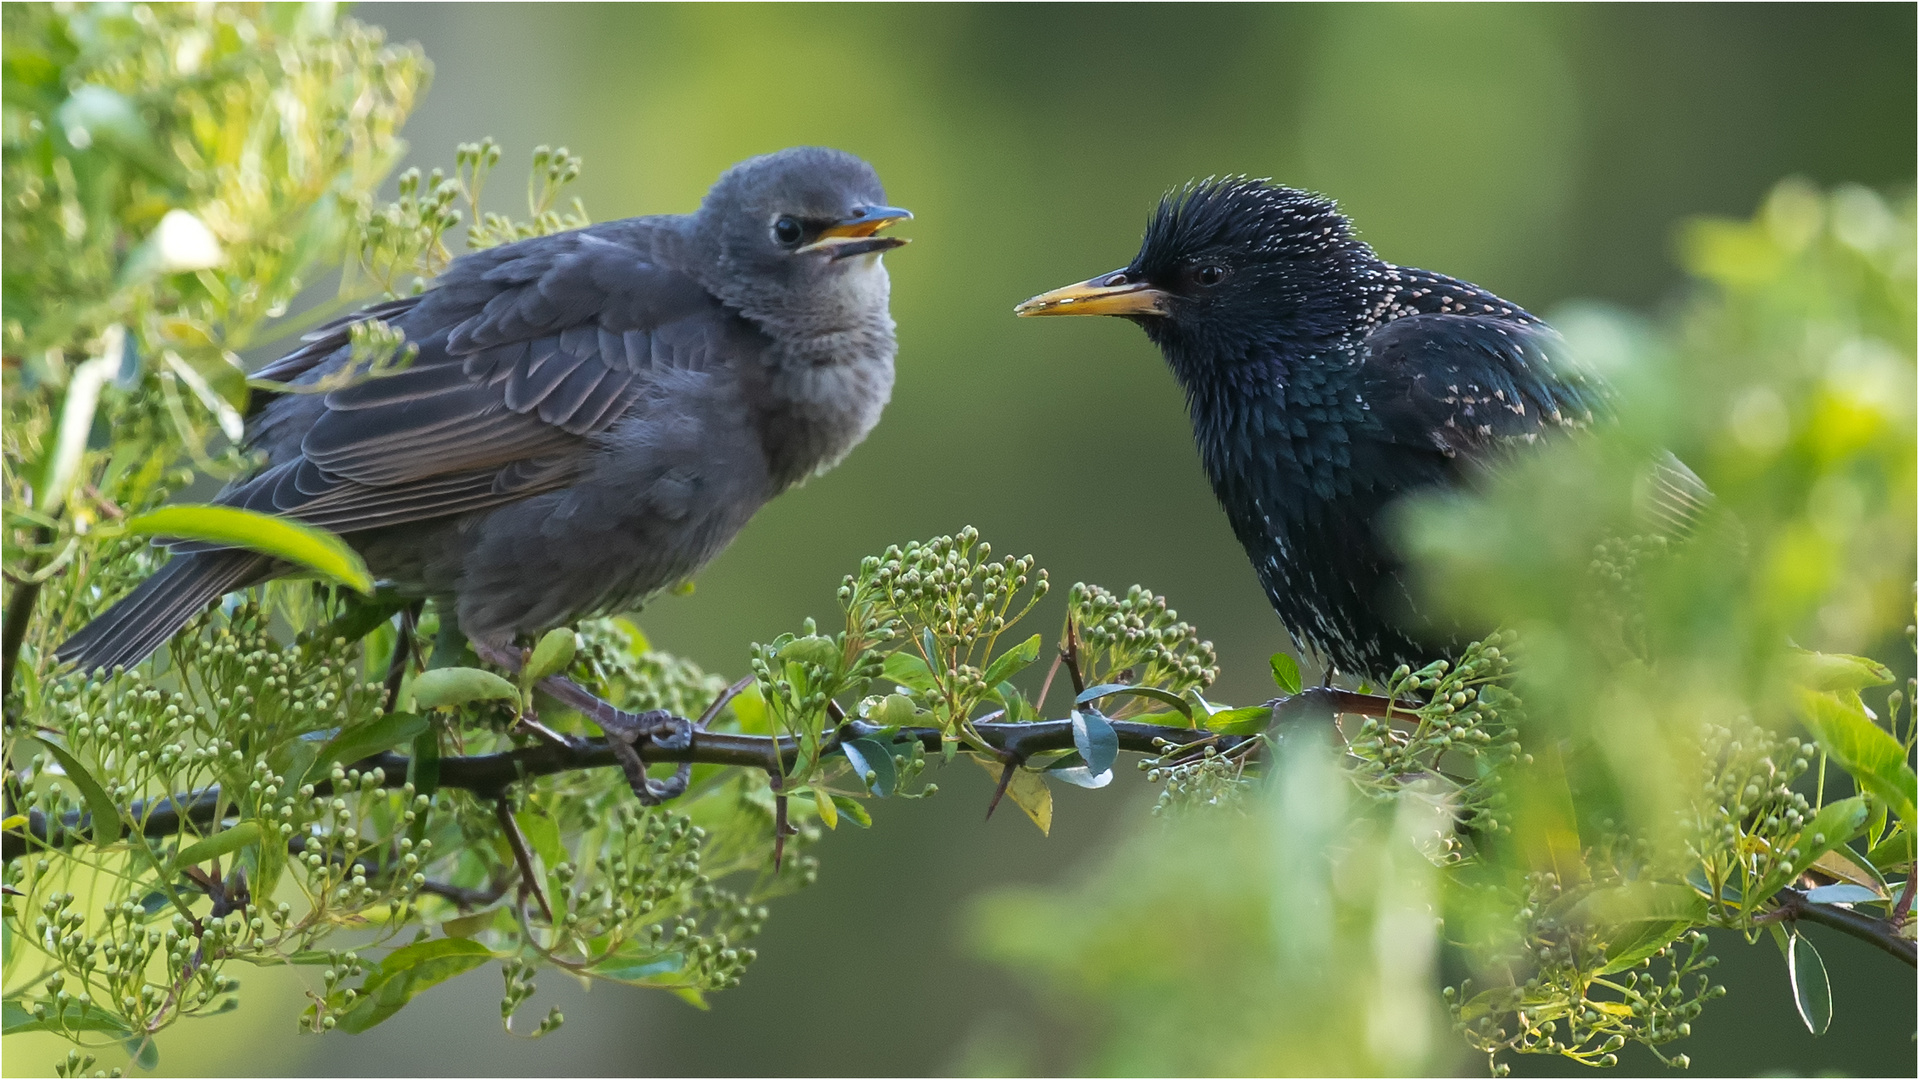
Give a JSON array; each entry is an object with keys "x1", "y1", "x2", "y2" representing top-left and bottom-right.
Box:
[
  {"x1": 1014, "y1": 270, "x2": 1172, "y2": 318},
  {"x1": 800, "y1": 205, "x2": 913, "y2": 259}
]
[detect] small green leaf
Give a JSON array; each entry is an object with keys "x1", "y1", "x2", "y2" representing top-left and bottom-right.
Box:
[
  {"x1": 981, "y1": 634, "x2": 1042, "y2": 689},
  {"x1": 127, "y1": 1033, "x2": 160, "y2": 1071},
  {"x1": 30, "y1": 737, "x2": 122, "y2": 844},
  {"x1": 1070, "y1": 709, "x2": 1119, "y2": 775},
  {"x1": 841, "y1": 738, "x2": 896, "y2": 796},
  {"x1": 338, "y1": 938, "x2": 496, "y2": 1033},
  {"x1": 1270, "y1": 651, "x2": 1303, "y2": 695},
  {"x1": 515, "y1": 809, "x2": 564, "y2": 868},
  {"x1": 410, "y1": 666, "x2": 520, "y2": 711},
  {"x1": 1786, "y1": 930, "x2": 1832, "y2": 1036},
  {"x1": 172, "y1": 822, "x2": 261, "y2": 870},
  {"x1": 1752, "y1": 796, "x2": 1869, "y2": 902},
  {"x1": 523, "y1": 628, "x2": 578, "y2": 684},
  {"x1": 1788, "y1": 648, "x2": 1895, "y2": 693},
  {"x1": 813, "y1": 787, "x2": 838, "y2": 830},
  {"x1": 830, "y1": 794, "x2": 872, "y2": 828},
  {"x1": 587, "y1": 950, "x2": 683, "y2": 985},
  {"x1": 1802, "y1": 883, "x2": 1880, "y2": 904},
  {"x1": 3, "y1": 999, "x2": 132, "y2": 1036},
  {"x1": 306, "y1": 712, "x2": 427, "y2": 784},
  {"x1": 1077, "y1": 683, "x2": 1193, "y2": 721},
  {"x1": 778, "y1": 634, "x2": 840, "y2": 669},
  {"x1": 124, "y1": 505, "x2": 373, "y2": 594},
  {"x1": 1203, "y1": 705, "x2": 1274, "y2": 736},
  {"x1": 881, "y1": 651, "x2": 938, "y2": 693}
]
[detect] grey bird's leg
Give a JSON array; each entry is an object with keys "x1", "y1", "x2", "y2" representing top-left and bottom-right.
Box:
[{"x1": 470, "y1": 640, "x2": 693, "y2": 805}]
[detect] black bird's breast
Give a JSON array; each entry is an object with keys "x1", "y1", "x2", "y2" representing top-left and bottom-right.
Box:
[{"x1": 1176, "y1": 270, "x2": 1598, "y2": 679}]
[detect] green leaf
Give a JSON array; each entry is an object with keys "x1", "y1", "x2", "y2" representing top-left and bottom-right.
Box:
[
  {"x1": 409, "y1": 666, "x2": 520, "y2": 710},
  {"x1": 523, "y1": 628, "x2": 578, "y2": 684},
  {"x1": 1270, "y1": 651, "x2": 1303, "y2": 695},
  {"x1": 813, "y1": 787, "x2": 838, "y2": 830},
  {"x1": 306, "y1": 712, "x2": 427, "y2": 784},
  {"x1": 1787, "y1": 648, "x2": 1895, "y2": 693},
  {"x1": 172, "y1": 822, "x2": 261, "y2": 870},
  {"x1": 1203, "y1": 705, "x2": 1274, "y2": 736},
  {"x1": 1866, "y1": 828, "x2": 1912, "y2": 873},
  {"x1": 1803, "y1": 883, "x2": 1880, "y2": 904},
  {"x1": 1752, "y1": 796, "x2": 1869, "y2": 902},
  {"x1": 1575, "y1": 882, "x2": 1708, "y2": 974},
  {"x1": 439, "y1": 908, "x2": 507, "y2": 939},
  {"x1": 981, "y1": 634, "x2": 1042, "y2": 689},
  {"x1": 126, "y1": 1033, "x2": 160, "y2": 1071},
  {"x1": 338, "y1": 938, "x2": 496, "y2": 1033},
  {"x1": 881, "y1": 651, "x2": 938, "y2": 694},
  {"x1": 3, "y1": 999, "x2": 132, "y2": 1036},
  {"x1": 29, "y1": 736, "x2": 122, "y2": 844},
  {"x1": 1006, "y1": 768, "x2": 1053, "y2": 835},
  {"x1": 586, "y1": 949, "x2": 683, "y2": 985},
  {"x1": 35, "y1": 339, "x2": 121, "y2": 514},
  {"x1": 123, "y1": 505, "x2": 372, "y2": 593},
  {"x1": 515, "y1": 809, "x2": 564, "y2": 868},
  {"x1": 1786, "y1": 930, "x2": 1832, "y2": 1036},
  {"x1": 778, "y1": 634, "x2": 840, "y2": 669},
  {"x1": 1076, "y1": 682, "x2": 1194, "y2": 721},
  {"x1": 1070, "y1": 709, "x2": 1119, "y2": 775},
  {"x1": 1795, "y1": 689, "x2": 1917, "y2": 827},
  {"x1": 841, "y1": 738, "x2": 896, "y2": 797},
  {"x1": 830, "y1": 794, "x2": 872, "y2": 828}
]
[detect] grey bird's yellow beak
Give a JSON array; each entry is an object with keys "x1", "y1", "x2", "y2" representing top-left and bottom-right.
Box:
[
  {"x1": 1014, "y1": 269, "x2": 1172, "y2": 317},
  {"x1": 800, "y1": 205, "x2": 913, "y2": 259}
]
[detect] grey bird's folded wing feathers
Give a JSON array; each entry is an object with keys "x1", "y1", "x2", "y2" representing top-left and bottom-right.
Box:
[{"x1": 168, "y1": 234, "x2": 726, "y2": 552}]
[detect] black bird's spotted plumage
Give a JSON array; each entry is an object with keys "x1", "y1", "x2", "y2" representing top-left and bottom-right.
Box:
[{"x1": 1020, "y1": 178, "x2": 1609, "y2": 680}]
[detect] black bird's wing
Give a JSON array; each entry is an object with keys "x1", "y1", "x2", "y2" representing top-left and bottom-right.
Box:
[
  {"x1": 187, "y1": 231, "x2": 729, "y2": 545},
  {"x1": 1357, "y1": 313, "x2": 1712, "y2": 535},
  {"x1": 1356, "y1": 313, "x2": 1604, "y2": 463}
]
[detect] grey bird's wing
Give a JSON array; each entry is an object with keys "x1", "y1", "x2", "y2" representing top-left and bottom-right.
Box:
[
  {"x1": 59, "y1": 229, "x2": 731, "y2": 672},
  {"x1": 183, "y1": 230, "x2": 729, "y2": 547}
]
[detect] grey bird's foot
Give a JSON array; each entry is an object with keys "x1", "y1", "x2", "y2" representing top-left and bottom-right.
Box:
[{"x1": 472, "y1": 639, "x2": 693, "y2": 805}]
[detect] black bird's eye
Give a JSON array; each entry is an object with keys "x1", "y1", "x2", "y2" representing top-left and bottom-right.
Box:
[
  {"x1": 773, "y1": 216, "x2": 805, "y2": 247},
  {"x1": 1192, "y1": 264, "x2": 1228, "y2": 287}
]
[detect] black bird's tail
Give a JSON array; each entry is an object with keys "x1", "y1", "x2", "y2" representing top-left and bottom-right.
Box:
[{"x1": 54, "y1": 551, "x2": 270, "y2": 673}]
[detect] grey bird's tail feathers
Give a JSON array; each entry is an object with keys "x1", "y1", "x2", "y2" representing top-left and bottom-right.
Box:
[{"x1": 54, "y1": 550, "x2": 271, "y2": 673}]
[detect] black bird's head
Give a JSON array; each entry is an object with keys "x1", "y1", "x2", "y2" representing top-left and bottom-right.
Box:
[
  {"x1": 1017, "y1": 177, "x2": 1377, "y2": 374},
  {"x1": 693, "y1": 146, "x2": 911, "y2": 334}
]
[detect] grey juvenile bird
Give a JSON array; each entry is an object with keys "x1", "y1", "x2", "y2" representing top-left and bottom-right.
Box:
[{"x1": 58, "y1": 146, "x2": 911, "y2": 680}]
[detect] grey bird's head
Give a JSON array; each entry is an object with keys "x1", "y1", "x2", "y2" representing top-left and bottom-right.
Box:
[{"x1": 690, "y1": 146, "x2": 911, "y2": 336}]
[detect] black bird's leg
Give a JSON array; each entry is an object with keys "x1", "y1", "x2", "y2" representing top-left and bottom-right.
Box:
[{"x1": 471, "y1": 640, "x2": 693, "y2": 805}]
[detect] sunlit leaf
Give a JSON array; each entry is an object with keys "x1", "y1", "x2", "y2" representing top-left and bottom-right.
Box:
[
  {"x1": 1270, "y1": 651, "x2": 1303, "y2": 695},
  {"x1": 982, "y1": 634, "x2": 1042, "y2": 688},
  {"x1": 123, "y1": 504, "x2": 373, "y2": 593},
  {"x1": 1795, "y1": 690, "x2": 1917, "y2": 827},
  {"x1": 172, "y1": 822, "x2": 261, "y2": 870},
  {"x1": 524, "y1": 628, "x2": 578, "y2": 684},
  {"x1": 410, "y1": 666, "x2": 520, "y2": 711},
  {"x1": 1786, "y1": 930, "x2": 1832, "y2": 1036}
]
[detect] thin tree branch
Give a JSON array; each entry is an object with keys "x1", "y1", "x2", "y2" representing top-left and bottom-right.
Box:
[{"x1": 1774, "y1": 886, "x2": 1917, "y2": 968}]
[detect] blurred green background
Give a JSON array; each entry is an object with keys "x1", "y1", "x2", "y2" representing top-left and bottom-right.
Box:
[{"x1": 18, "y1": 2, "x2": 1907, "y2": 1075}]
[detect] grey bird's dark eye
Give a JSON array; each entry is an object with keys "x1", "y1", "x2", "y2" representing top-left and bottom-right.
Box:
[
  {"x1": 772, "y1": 216, "x2": 805, "y2": 247},
  {"x1": 1194, "y1": 264, "x2": 1228, "y2": 287}
]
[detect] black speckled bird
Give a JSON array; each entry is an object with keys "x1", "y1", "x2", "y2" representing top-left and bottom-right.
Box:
[
  {"x1": 1017, "y1": 177, "x2": 1616, "y2": 681},
  {"x1": 58, "y1": 146, "x2": 910, "y2": 676}
]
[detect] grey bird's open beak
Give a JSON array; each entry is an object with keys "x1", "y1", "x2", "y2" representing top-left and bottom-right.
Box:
[
  {"x1": 800, "y1": 205, "x2": 913, "y2": 259},
  {"x1": 1014, "y1": 269, "x2": 1172, "y2": 317}
]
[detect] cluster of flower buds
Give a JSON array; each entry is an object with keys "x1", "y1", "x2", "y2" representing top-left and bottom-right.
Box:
[{"x1": 1067, "y1": 582, "x2": 1218, "y2": 693}]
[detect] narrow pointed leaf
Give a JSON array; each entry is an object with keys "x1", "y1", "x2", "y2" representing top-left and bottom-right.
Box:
[
  {"x1": 171, "y1": 822, "x2": 261, "y2": 870},
  {"x1": 982, "y1": 634, "x2": 1042, "y2": 688},
  {"x1": 30, "y1": 737, "x2": 123, "y2": 844},
  {"x1": 1786, "y1": 931, "x2": 1832, "y2": 1036},
  {"x1": 124, "y1": 505, "x2": 372, "y2": 593}
]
